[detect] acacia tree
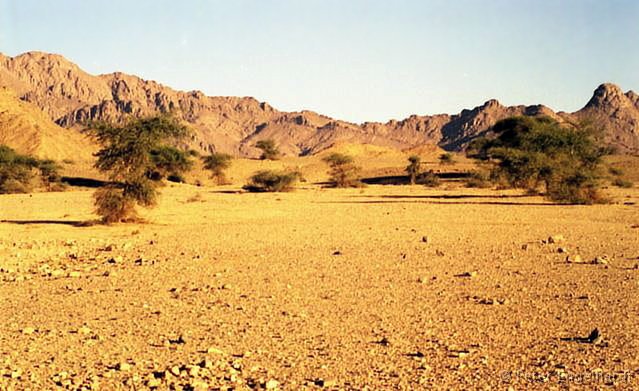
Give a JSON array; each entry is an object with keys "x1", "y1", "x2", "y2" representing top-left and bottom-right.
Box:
[
  {"x1": 89, "y1": 114, "x2": 189, "y2": 223},
  {"x1": 323, "y1": 153, "x2": 362, "y2": 188},
  {"x1": 467, "y1": 116, "x2": 606, "y2": 204},
  {"x1": 406, "y1": 155, "x2": 421, "y2": 184},
  {"x1": 203, "y1": 152, "x2": 233, "y2": 185},
  {"x1": 148, "y1": 146, "x2": 193, "y2": 182},
  {"x1": 255, "y1": 139, "x2": 281, "y2": 160}
]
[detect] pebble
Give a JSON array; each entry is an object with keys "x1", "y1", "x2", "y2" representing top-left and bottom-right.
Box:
[
  {"x1": 265, "y1": 379, "x2": 279, "y2": 389},
  {"x1": 117, "y1": 362, "x2": 132, "y2": 371},
  {"x1": 22, "y1": 327, "x2": 36, "y2": 335},
  {"x1": 68, "y1": 271, "x2": 81, "y2": 278},
  {"x1": 548, "y1": 235, "x2": 565, "y2": 244}
]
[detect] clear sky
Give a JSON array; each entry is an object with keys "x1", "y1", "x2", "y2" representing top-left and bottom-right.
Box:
[{"x1": 1, "y1": 0, "x2": 638, "y2": 123}]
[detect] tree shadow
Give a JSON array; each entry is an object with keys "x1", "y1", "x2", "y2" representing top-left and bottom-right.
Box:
[
  {"x1": 0, "y1": 219, "x2": 96, "y2": 227},
  {"x1": 353, "y1": 194, "x2": 534, "y2": 200},
  {"x1": 315, "y1": 200, "x2": 554, "y2": 206},
  {"x1": 360, "y1": 173, "x2": 470, "y2": 186},
  {"x1": 61, "y1": 176, "x2": 109, "y2": 188}
]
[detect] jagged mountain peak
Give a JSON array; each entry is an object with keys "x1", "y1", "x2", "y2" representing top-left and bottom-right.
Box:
[{"x1": 0, "y1": 51, "x2": 637, "y2": 156}]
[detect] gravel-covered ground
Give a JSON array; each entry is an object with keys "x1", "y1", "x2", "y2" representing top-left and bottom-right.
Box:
[{"x1": 1, "y1": 184, "x2": 638, "y2": 390}]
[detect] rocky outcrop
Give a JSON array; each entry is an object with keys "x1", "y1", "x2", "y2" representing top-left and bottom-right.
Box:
[
  {"x1": 574, "y1": 83, "x2": 639, "y2": 153},
  {"x1": 1, "y1": 51, "x2": 638, "y2": 156}
]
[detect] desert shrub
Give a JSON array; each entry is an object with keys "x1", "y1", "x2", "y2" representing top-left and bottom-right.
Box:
[
  {"x1": 465, "y1": 171, "x2": 492, "y2": 188},
  {"x1": 439, "y1": 152, "x2": 455, "y2": 165},
  {"x1": 416, "y1": 170, "x2": 440, "y2": 187},
  {"x1": 243, "y1": 170, "x2": 299, "y2": 192},
  {"x1": 88, "y1": 114, "x2": 189, "y2": 223},
  {"x1": 406, "y1": 155, "x2": 421, "y2": 184},
  {"x1": 322, "y1": 153, "x2": 363, "y2": 188},
  {"x1": 612, "y1": 178, "x2": 633, "y2": 188},
  {"x1": 0, "y1": 145, "x2": 64, "y2": 193},
  {"x1": 148, "y1": 146, "x2": 193, "y2": 181},
  {"x1": 467, "y1": 116, "x2": 607, "y2": 204},
  {"x1": 203, "y1": 152, "x2": 233, "y2": 185},
  {"x1": 255, "y1": 139, "x2": 281, "y2": 160}
]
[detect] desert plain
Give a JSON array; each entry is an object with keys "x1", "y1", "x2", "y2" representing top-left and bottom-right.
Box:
[{"x1": 0, "y1": 149, "x2": 638, "y2": 390}]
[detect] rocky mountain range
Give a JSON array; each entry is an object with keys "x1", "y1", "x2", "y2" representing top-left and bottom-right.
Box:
[{"x1": 1, "y1": 51, "x2": 638, "y2": 159}]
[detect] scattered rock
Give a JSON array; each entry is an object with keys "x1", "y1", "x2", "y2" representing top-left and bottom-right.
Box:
[
  {"x1": 592, "y1": 256, "x2": 609, "y2": 265},
  {"x1": 67, "y1": 271, "x2": 81, "y2": 278},
  {"x1": 21, "y1": 327, "x2": 36, "y2": 335},
  {"x1": 421, "y1": 236, "x2": 428, "y2": 243},
  {"x1": 314, "y1": 378, "x2": 337, "y2": 387},
  {"x1": 265, "y1": 379, "x2": 279, "y2": 389},
  {"x1": 566, "y1": 255, "x2": 583, "y2": 263},
  {"x1": 557, "y1": 247, "x2": 568, "y2": 253},
  {"x1": 116, "y1": 362, "x2": 132, "y2": 371},
  {"x1": 548, "y1": 235, "x2": 565, "y2": 244}
]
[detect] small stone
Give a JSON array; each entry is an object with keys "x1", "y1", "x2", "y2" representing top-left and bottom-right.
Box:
[
  {"x1": 78, "y1": 326, "x2": 91, "y2": 335},
  {"x1": 169, "y1": 366, "x2": 181, "y2": 376},
  {"x1": 50, "y1": 269, "x2": 64, "y2": 278},
  {"x1": 68, "y1": 271, "x2": 81, "y2": 278},
  {"x1": 417, "y1": 276, "x2": 428, "y2": 284},
  {"x1": 147, "y1": 378, "x2": 162, "y2": 388},
  {"x1": 207, "y1": 347, "x2": 225, "y2": 355},
  {"x1": 548, "y1": 235, "x2": 565, "y2": 244},
  {"x1": 314, "y1": 378, "x2": 337, "y2": 387},
  {"x1": 421, "y1": 236, "x2": 428, "y2": 243},
  {"x1": 265, "y1": 379, "x2": 279, "y2": 389},
  {"x1": 117, "y1": 362, "x2": 132, "y2": 371},
  {"x1": 567, "y1": 255, "x2": 583, "y2": 263},
  {"x1": 557, "y1": 247, "x2": 568, "y2": 253},
  {"x1": 22, "y1": 327, "x2": 36, "y2": 335},
  {"x1": 593, "y1": 256, "x2": 609, "y2": 265}
]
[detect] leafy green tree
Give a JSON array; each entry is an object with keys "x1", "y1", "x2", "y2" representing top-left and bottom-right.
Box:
[
  {"x1": 467, "y1": 116, "x2": 607, "y2": 204},
  {"x1": 89, "y1": 114, "x2": 189, "y2": 223},
  {"x1": 203, "y1": 152, "x2": 233, "y2": 185},
  {"x1": 406, "y1": 155, "x2": 421, "y2": 184},
  {"x1": 255, "y1": 139, "x2": 281, "y2": 160},
  {"x1": 322, "y1": 153, "x2": 362, "y2": 188}
]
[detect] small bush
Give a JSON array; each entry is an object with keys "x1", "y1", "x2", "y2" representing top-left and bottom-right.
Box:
[
  {"x1": 255, "y1": 139, "x2": 281, "y2": 160},
  {"x1": 322, "y1": 153, "x2": 363, "y2": 188},
  {"x1": 439, "y1": 152, "x2": 455, "y2": 165},
  {"x1": 203, "y1": 152, "x2": 233, "y2": 185},
  {"x1": 612, "y1": 178, "x2": 633, "y2": 188},
  {"x1": 406, "y1": 155, "x2": 421, "y2": 184},
  {"x1": 243, "y1": 170, "x2": 299, "y2": 192},
  {"x1": 465, "y1": 171, "x2": 492, "y2": 188},
  {"x1": 417, "y1": 170, "x2": 440, "y2": 187}
]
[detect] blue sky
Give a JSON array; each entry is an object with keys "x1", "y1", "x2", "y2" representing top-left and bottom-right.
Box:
[{"x1": 1, "y1": 0, "x2": 638, "y2": 123}]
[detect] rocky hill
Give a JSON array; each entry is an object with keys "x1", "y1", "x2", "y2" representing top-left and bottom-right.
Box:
[{"x1": 1, "y1": 51, "x2": 638, "y2": 157}]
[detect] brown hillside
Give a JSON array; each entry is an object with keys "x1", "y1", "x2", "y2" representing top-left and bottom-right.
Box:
[
  {"x1": 1, "y1": 51, "x2": 638, "y2": 156},
  {"x1": 0, "y1": 87, "x2": 94, "y2": 161}
]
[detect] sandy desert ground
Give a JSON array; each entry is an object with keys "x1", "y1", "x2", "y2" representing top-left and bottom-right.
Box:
[{"x1": 0, "y1": 154, "x2": 638, "y2": 390}]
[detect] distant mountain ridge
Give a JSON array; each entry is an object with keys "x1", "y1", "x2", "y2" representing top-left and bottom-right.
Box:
[{"x1": 0, "y1": 51, "x2": 638, "y2": 158}]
